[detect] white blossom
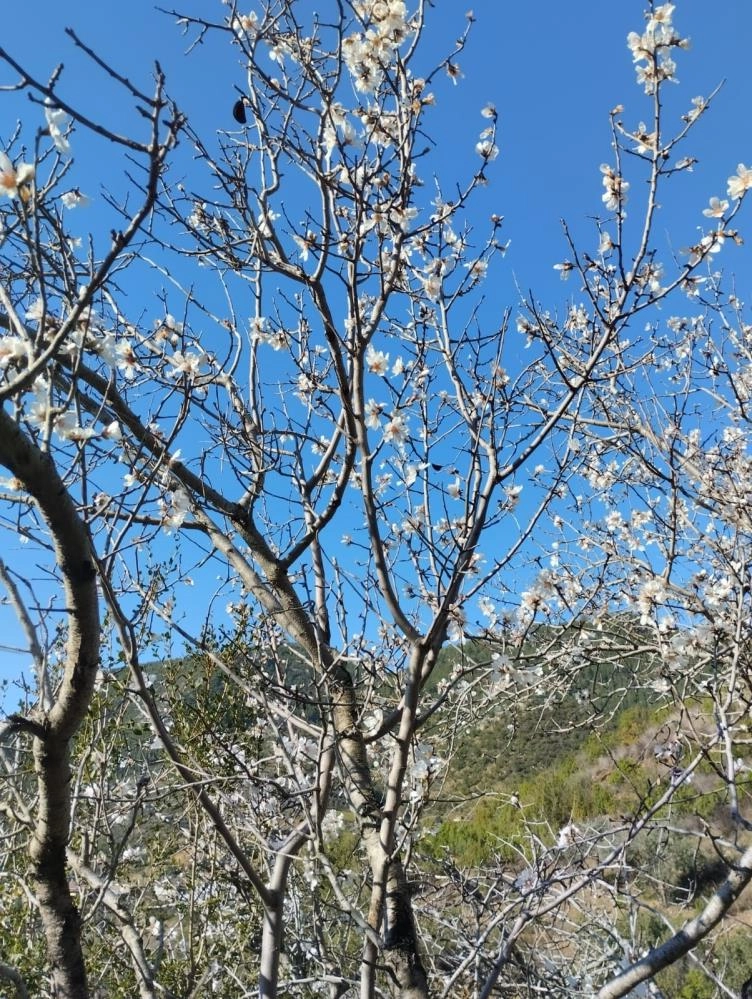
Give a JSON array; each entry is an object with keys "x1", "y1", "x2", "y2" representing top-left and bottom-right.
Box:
[
  {"x1": 727, "y1": 164, "x2": 752, "y2": 201},
  {"x1": 160, "y1": 487, "x2": 191, "y2": 533},
  {"x1": 0, "y1": 337, "x2": 28, "y2": 369},
  {"x1": 600, "y1": 164, "x2": 629, "y2": 212},
  {"x1": 557, "y1": 823, "x2": 580, "y2": 849},
  {"x1": 364, "y1": 398, "x2": 384, "y2": 429},
  {"x1": 232, "y1": 11, "x2": 259, "y2": 37},
  {"x1": 365, "y1": 345, "x2": 389, "y2": 375},
  {"x1": 383, "y1": 412, "x2": 408, "y2": 444},
  {"x1": 44, "y1": 104, "x2": 72, "y2": 154},
  {"x1": 55, "y1": 412, "x2": 97, "y2": 441},
  {"x1": 61, "y1": 189, "x2": 90, "y2": 209},
  {"x1": 102, "y1": 421, "x2": 122, "y2": 440},
  {"x1": 167, "y1": 350, "x2": 206, "y2": 379},
  {"x1": 116, "y1": 340, "x2": 139, "y2": 380},
  {"x1": 475, "y1": 138, "x2": 499, "y2": 161},
  {"x1": 0, "y1": 152, "x2": 34, "y2": 199}
]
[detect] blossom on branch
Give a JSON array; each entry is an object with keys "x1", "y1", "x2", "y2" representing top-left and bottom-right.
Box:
[
  {"x1": 727, "y1": 164, "x2": 752, "y2": 201},
  {"x1": 167, "y1": 350, "x2": 206, "y2": 379},
  {"x1": 703, "y1": 196, "x2": 729, "y2": 218},
  {"x1": 44, "y1": 104, "x2": 72, "y2": 154},
  {"x1": 627, "y1": 3, "x2": 686, "y2": 94},
  {"x1": 382, "y1": 412, "x2": 408, "y2": 444},
  {"x1": 0, "y1": 151, "x2": 34, "y2": 200},
  {"x1": 600, "y1": 164, "x2": 629, "y2": 213},
  {"x1": 61, "y1": 189, "x2": 90, "y2": 209},
  {"x1": 232, "y1": 11, "x2": 259, "y2": 38},
  {"x1": 364, "y1": 398, "x2": 384, "y2": 429},
  {"x1": 365, "y1": 345, "x2": 389, "y2": 375},
  {"x1": 159, "y1": 487, "x2": 191, "y2": 533},
  {"x1": 0, "y1": 336, "x2": 27, "y2": 369}
]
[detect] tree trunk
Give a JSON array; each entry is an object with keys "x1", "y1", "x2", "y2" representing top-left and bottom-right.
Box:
[
  {"x1": 0, "y1": 410, "x2": 99, "y2": 999},
  {"x1": 30, "y1": 734, "x2": 88, "y2": 999},
  {"x1": 329, "y1": 664, "x2": 428, "y2": 999}
]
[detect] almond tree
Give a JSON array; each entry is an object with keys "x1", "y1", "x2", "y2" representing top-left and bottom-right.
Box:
[{"x1": 1, "y1": 3, "x2": 751, "y2": 998}]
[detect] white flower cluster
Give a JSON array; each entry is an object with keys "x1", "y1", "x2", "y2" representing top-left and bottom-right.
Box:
[
  {"x1": 0, "y1": 105, "x2": 73, "y2": 201},
  {"x1": 408, "y1": 742, "x2": 445, "y2": 802},
  {"x1": 626, "y1": 3, "x2": 687, "y2": 95},
  {"x1": 342, "y1": 0, "x2": 411, "y2": 96},
  {"x1": 600, "y1": 163, "x2": 629, "y2": 214},
  {"x1": 637, "y1": 575, "x2": 667, "y2": 625},
  {"x1": 18, "y1": 374, "x2": 121, "y2": 444},
  {"x1": 250, "y1": 315, "x2": 289, "y2": 351},
  {"x1": 159, "y1": 486, "x2": 191, "y2": 533},
  {"x1": 320, "y1": 810, "x2": 345, "y2": 843},
  {"x1": 232, "y1": 10, "x2": 259, "y2": 39}
]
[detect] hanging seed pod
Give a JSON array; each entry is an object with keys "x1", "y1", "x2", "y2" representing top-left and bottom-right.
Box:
[{"x1": 233, "y1": 99, "x2": 247, "y2": 125}]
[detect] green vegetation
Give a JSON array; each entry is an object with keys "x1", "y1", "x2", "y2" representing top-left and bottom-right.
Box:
[{"x1": 423, "y1": 686, "x2": 748, "y2": 877}]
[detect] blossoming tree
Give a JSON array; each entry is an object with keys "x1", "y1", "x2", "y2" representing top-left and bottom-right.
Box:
[{"x1": 1, "y1": 2, "x2": 752, "y2": 998}]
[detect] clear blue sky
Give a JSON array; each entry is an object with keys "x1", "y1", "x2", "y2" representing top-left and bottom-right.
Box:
[
  {"x1": 3, "y1": 0, "x2": 751, "y2": 292},
  {"x1": 1, "y1": 2, "x2": 751, "y2": 701}
]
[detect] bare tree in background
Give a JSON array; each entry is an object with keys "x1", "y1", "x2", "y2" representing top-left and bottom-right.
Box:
[{"x1": 1, "y1": 3, "x2": 752, "y2": 997}]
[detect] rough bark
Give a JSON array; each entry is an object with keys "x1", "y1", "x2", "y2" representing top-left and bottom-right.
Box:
[
  {"x1": 329, "y1": 664, "x2": 428, "y2": 999},
  {"x1": 0, "y1": 408, "x2": 99, "y2": 999}
]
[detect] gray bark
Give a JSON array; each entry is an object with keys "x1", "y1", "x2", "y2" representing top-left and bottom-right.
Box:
[
  {"x1": 598, "y1": 840, "x2": 752, "y2": 998},
  {"x1": 329, "y1": 664, "x2": 428, "y2": 999},
  {"x1": 0, "y1": 408, "x2": 99, "y2": 999}
]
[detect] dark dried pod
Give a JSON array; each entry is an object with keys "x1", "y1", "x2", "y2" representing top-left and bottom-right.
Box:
[{"x1": 233, "y1": 99, "x2": 247, "y2": 125}]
